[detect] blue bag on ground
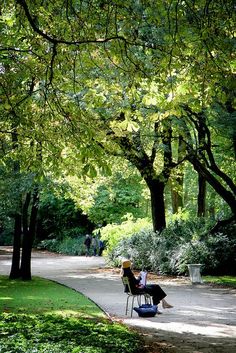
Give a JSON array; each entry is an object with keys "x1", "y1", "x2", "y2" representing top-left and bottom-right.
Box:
[{"x1": 133, "y1": 304, "x2": 157, "y2": 317}]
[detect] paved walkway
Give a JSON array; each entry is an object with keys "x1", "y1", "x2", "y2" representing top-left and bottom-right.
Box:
[{"x1": 1, "y1": 248, "x2": 236, "y2": 353}]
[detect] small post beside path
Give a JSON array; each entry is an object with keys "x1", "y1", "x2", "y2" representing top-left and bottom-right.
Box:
[{"x1": 187, "y1": 264, "x2": 203, "y2": 284}]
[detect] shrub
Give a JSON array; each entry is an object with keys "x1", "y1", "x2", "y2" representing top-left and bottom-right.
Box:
[
  {"x1": 204, "y1": 233, "x2": 236, "y2": 275},
  {"x1": 113, "y1": 229, "x2": 155, "y2": 269},
  {"x1": 109, "y1": 218, "x2": 236, "y2": 276},
  {"x1": 38, "y1": 236, "x2": 86, "y2": 256},
  {"x1": 100, "y1": 215, "x2": 151, "y2": 264},
  {"x1": 172, "y1": 240, "x2": 212, "y2": 275},
  {"x1": 0, "y1": 215, "x2": 14, "y2": 245},
  {"x1": 0, "y1": 227, "x2": 13, "y2": 246},
  {"x1": 37, "y1": 192, "x2": 93, "y2": 242}
]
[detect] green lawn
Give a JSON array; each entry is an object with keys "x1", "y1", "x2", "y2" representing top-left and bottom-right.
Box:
[
  {"x1": 202, "y1": 275, "x2": 236, "y2": 288},
  {"x1": 0, "y1": 275, "x2": 142, "y2": 353},
  {"x1": 0, "y1": 276, "x2": 103, "y2": 317}
]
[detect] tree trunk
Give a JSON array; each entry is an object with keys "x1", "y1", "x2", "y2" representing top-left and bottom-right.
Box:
[
  {"x1": 197, "y1": 173, "x2": 206, "y2": 217},
  {"x1": 110, "y1": 114, "x2": 173, "y2": 232},
  {"x1": 208, "y1": 190, "x2": 216, "y2": 219},
  {"x1": 233, "y1": 131, "x2": 236, "y2": 159},
  {"x1": 146, "y1": 178, "x2": 166, "y2": 232},
  {"x1": 20, "y1": 192, "x2": 32, "y2": 280},
  {"x1": 197, "y1": 113, "x2": 207, "y2": 217},
  {"x1": 20, "y1": 188, "x2": 39, "y2": 280},
  {"x1": 171, "y1": 136, "x2": 185, "y2": 213},
  {"x1": 20, "y1": 231, "x2": 32, "y2": 280},
  {"x1": 171, "y1": 171, "x2": 184, "y2": 214},
  {"x1": 189, "y1": 156, "x2": 236, "y2": 217},
  {"x1": 9, "y1": 122, "x2": 22, "y2": 279},
  {"x1": 9, "y1": 213, "x2": 22, "y2": 279},
  {"x1": 171, "y1": 182, "x2": 183, "y2": 214},
  {"x1": 182, "y1": 113, "x2": 236, "y2": 218}
]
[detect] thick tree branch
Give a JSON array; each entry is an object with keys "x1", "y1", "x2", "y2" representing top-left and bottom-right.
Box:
[
  {"x1": 182, "y1": 105, "x2": 236, "y2": 194},
  {"x1": 187, "y1": 154, "x2": 236, "y2": 216},
  {"x1": 48, "y1": 43, "x2": 57, "y2": 84},
  {"x1": 16, "y1": 0, "x2": 128, "y2": 46},
  {"x1": 161, "y1": 120, "x2": 173, "y2": 179},
  {"x1": 150, "y1": 122, "x2": 159, "y2": 164}
]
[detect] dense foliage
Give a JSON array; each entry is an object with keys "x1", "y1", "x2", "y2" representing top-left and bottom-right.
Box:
[
  {"x1": 100, "y1": 216, "x2": 151, "y2": 257},
  {"x1": 86, "y1": 172, "x2": 147, "y2": 225},
  {"x1": 36, "y1": 190, "x2": 94, "y2": 240},
  {"x1": 38, "y1": 236, "x2": 86, "y2": 255},
  {"x1": 105, "y1": 219, "x2": 236, "y2": 276}
]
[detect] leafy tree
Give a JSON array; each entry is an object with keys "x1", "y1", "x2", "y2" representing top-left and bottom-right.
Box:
[
  {"x1": 37, "y1": 188, "x2": 94, "y2": 241},
  {"x1": 87, "y1": 171, "x2": 147, "y2": 225},
  {"x1": 181, "y1": 106, "x2": 236, "y2": 219},
  {"x1": 1, "y1": 0, "x2": 235, "y2": 278}
]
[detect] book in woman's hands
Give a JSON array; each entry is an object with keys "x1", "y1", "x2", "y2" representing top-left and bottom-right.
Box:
[{"x1": 139, "y1": 271, "x2": 147, "y2": 286}]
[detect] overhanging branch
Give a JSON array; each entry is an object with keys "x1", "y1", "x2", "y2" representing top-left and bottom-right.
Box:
[{"x1": 16, "y1": 0, "x2": 128, "y2": 46}]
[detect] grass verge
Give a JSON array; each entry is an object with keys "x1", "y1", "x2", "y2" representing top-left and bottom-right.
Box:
[
  {"x1": 202, "y1": 275, "x2": 236, "y2": 288},
  {"x1": 0, "y1": 275, "x2": 142, "y2": 353}
]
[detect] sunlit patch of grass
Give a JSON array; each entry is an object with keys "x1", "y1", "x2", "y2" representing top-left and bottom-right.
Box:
[
  {"x1": 0, "y1": 275, "x2": 105, "y2": 318},
  {"x1": 203, "y1": 275, "x2": 236, "y2": 288}
]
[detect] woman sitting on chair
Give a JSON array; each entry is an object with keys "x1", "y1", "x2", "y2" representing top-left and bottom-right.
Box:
[{"x1": 121, "y1": 259, "x2": 173, "y2": 312}]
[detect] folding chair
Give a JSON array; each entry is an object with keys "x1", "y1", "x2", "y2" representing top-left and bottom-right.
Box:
[{"x1": 122, "y1": 276, "x2": 152, "y2": 317}]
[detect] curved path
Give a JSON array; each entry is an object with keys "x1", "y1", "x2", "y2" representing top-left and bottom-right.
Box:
[{"x1": 1, "y1": 248, "x2": 236, "y2": 353}]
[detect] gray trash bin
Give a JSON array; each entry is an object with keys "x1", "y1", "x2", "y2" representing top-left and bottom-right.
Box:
[{"x1": 187, "y1": 264, "x2": 203, "y2": 284}]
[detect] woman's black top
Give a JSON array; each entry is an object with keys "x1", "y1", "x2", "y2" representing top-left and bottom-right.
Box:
[{"x1": 123, "y1": 268, "x2": 143, "y2": 294}]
